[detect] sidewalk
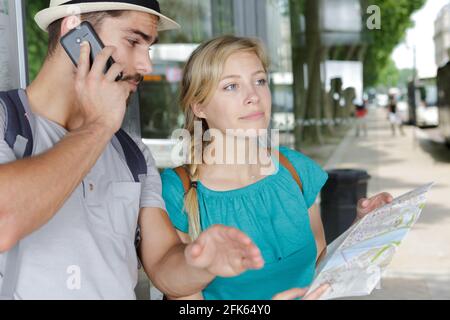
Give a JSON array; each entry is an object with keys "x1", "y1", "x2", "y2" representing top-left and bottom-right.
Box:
[{"x1": 324, "y1": 108, "x2": 450, "y2": 300}]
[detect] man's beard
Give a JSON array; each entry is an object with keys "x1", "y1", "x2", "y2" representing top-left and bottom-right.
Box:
[
  {"x1": 121, "y1": 73, "x2": 144, "y2": 107},
  {"x1": 120, "y1": 73, "x2": 144, "y2": 84}
]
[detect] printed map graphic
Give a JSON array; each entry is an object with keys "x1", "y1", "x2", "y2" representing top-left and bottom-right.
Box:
[{"x1": 307, "y1": 183, "x2": 434, "y2": 300}]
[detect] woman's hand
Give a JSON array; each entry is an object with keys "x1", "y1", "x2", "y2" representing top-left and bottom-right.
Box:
[
  {"x1": 184, "y1": 225, "x2": 265, "y2": 277},
  {"x1": 356, "y1": 192, "x2": 394, "y2": 221},
  {"x1": 272, "y1": 284, "x2": 331, "y2": 300}
]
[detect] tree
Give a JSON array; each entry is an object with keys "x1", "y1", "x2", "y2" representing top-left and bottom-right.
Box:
[
  {"x1": 289, "y1": 0, "x2": 307, "y2": 149},
  {"x1": 377, "y1": 57, "x2": 400, "y2": 88},
  {"x1": 361, "y1": 0, "x2": 426, "y2": 88},
  {"x1": 25, "y1": 0, "x2": 48, "y2": 82},
  {"x1": 289, "y1": 0, "x2": 324, "y2": 147}
]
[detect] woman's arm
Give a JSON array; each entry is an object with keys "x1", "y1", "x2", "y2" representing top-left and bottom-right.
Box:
[{"x1": 308, "y1": 204, "x2": 327, "y2": 267}]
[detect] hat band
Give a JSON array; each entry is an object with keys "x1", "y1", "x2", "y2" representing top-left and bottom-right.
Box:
[{"x1": 62, "y1": 0, "x2": 161, "y2": 13}]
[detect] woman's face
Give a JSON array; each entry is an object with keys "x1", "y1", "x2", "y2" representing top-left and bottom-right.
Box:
[{"x1": 194, "y1": 51, "x2": 272, "y2": 136}]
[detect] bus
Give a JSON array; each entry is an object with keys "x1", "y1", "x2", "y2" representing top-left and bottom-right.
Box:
[
  {"x1": 437, "y1": 62, "x2": 450, "y2": 148},
  {"x1": 407, "y1": 78, "x2": 439, "y2": 128}
]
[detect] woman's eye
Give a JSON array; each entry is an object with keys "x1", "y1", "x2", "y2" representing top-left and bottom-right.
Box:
[{"x1": 224, "y1": 84, "x2": 238, "y2": 91}]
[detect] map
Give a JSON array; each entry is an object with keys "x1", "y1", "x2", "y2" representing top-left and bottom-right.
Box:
[{"x1": 306, "y1": 183, "x2": 434, "y2": 300}]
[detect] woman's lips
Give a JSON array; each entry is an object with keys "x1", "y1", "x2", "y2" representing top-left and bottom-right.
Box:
[{"x1": 240, "y1": 112, "x2": 265, "y2": 121}]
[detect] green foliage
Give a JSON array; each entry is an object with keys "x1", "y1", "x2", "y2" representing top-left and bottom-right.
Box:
[
  {"x1": 25, "y1": 0, "x2": 48, "y2": 82},
  {"x1": 377, "y1": 57, "x2": 400, "y2": 88},
  {"x1": 362, "y1": 0, "x2": 426, "y2": 87}
]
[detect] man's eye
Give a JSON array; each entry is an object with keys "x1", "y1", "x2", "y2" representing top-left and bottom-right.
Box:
[
  {"x1": 256, "y1": 79, "x2": 267, "y2": 86},
  {"x1": 128, "y1": 39, "x2": 139, "y2": 46}
]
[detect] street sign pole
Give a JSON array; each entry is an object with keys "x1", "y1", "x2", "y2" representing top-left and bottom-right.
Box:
[{"x1": 0, "y1": 0, "x2": 28, "y2": 90}]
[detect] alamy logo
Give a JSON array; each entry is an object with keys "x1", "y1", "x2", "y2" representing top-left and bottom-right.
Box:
[
  {"x1": 66, "y1": 265, "x2": 81, "y2": 290},
  {"x1": 367, "y1": 5, "x2": 381, "y2": 30}
]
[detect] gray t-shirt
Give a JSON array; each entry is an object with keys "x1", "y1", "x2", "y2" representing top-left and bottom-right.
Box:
[{"x1": 0, "y1": 90, "x2": 166, "y2": 299}]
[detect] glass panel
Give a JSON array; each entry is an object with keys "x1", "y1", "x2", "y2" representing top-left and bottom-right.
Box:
[{"x1": 139, "y1": 0, "x2": 214, "y2": 140}]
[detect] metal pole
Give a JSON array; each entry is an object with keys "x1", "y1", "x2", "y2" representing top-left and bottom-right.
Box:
[
  {"x1": 14, "y1": 0, "x2": 28, "y2": 88},
  {"x1": 413, "y1": 44, "x2": 417, "y2": 82}
]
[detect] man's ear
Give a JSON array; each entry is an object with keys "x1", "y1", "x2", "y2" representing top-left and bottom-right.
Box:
[
  {"x1": 191, "y1": 103, "x2": 207, "y2": 119},
  {"x1": 60, "y1": 15, "x2": 82, "y2": 37}
]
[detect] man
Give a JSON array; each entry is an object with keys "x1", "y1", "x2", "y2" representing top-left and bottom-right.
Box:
[{"x1": 0, "y1": 0, "x2": 264, "y2": 300}]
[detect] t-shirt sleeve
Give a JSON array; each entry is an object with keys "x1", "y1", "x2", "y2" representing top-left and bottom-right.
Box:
[
  {"x1": 161, "y1": 169, "x2": 189, "y2": 233},
  {"x1": 279, "y1": 146, "x2": 328, "y2": 209},
  {"x1": 0, "y1": 100, "x2": 17, "y2": 164},
  {"x1": 134, "y1": 139, "x2": 166, "y2": 211}
]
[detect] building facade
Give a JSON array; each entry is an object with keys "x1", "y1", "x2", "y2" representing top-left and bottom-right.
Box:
[{"x1": 434, "y1": 4, "x2": 450, "y2": 69}]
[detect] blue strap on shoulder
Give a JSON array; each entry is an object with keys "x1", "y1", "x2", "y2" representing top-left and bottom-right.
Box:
[
  {"x1": 0, "y1": 90, "x2": 34, "y2": 158},
  {"x1": 115, "y1": 128, "x2": 147, "y2": 182}
]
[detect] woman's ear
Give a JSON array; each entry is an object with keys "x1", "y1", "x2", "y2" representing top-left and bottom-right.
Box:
[{"x1": 191, "y1": 103, "x2": 207, "y2": 120}]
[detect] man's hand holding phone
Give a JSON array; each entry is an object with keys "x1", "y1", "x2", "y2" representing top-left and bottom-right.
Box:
[{"x1": 74, "y1": 42, "x2": 130, "y2": 136}]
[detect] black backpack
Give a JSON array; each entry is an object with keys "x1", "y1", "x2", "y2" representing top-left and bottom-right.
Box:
[{"x1": 0, "y1": 89, "x2": 147, "y2": 299}]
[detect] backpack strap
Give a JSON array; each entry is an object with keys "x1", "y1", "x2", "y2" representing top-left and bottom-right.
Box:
[
  {"x1": 174, "y1": 166, "x2": 191, "y2": 194},
  {"x1": 112, "y1": 129, "x2": 147, "y2": 268},
  {"x1": 114, "y1": 129, "x2": 147, "y2": 183},
  {"x1": 276, "y1": 150, "x2": 304, "y2": 193},
  {"x1": 174, "y1": 150, "x2": 303, "y2": 194},
  {"x1": 0, "y1": 90, "x2": 34, "y2": 158}
]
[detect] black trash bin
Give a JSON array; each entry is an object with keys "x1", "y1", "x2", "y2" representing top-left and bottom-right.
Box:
[{"x1": 320, "y1": 169, "x2": 371, "y2": 244}]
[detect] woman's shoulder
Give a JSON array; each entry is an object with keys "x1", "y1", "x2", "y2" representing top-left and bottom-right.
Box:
[
  {"x1": 161, "y1": 168, "x2": 187, "y2": 194},
  {"x1": 277, "y1": 146, "x2": 318, "y2": 167},
  {"x1": 161, "y1": 167, "x2": 182, "y2": 181},
  {"x1": 161, "y1": 168, "x2": 190, "y2": 233},
  {"x1": 276, "y1": 146, "x2": 328, "y2": 208}
]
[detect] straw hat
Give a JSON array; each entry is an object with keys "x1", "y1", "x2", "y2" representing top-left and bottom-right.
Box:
[{"x1": 35, "y1": 0, "x2": 180, "y2": 32}]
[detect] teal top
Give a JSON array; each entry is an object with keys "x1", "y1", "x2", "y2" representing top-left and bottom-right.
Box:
[{"x1": 161, "y1": 146, "x2": 328, "y2": 300}]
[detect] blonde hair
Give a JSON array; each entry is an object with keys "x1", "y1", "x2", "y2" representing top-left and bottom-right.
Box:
[{"x1": 179, "y1": 35, "x2": 270, "y2": 240}]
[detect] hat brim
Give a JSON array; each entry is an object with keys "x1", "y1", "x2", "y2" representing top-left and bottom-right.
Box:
[{"x1": 35, "y1": 2, "x2": 180, "y2": 32}]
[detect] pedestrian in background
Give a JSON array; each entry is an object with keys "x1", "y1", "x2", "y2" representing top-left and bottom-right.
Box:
[
  {"x1": 355, "y1": 99, "x2": 368, "y2": 137},
  {"x1": 388, "y1": 94, "x2": 405, "y2": 136}
]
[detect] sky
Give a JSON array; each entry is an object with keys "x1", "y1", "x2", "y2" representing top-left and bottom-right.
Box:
[{"x1": 391, "y1": 0, "x2": 450, "y2": 78}]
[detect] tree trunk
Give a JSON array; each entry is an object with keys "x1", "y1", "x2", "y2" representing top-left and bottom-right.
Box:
[
  {"x1": 289, "y1": 0, "x2": 307, "y2": 150},
  {"x1": 304, "y1": 0, "x2": 323, "y2": 144}
]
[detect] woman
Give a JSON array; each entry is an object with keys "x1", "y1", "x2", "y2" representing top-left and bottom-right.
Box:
[{"x1": 161, "y1": 35, "x2": 392, "y2": 300}]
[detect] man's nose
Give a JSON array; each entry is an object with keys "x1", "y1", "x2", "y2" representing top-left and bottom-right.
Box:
[{"x1": 136, "y1": 52, "x2": 153, "y2": 75}]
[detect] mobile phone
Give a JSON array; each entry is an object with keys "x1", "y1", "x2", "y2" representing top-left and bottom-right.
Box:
[{"x1": 60, "y1": 21, "x2": 122, "y2": 81}]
